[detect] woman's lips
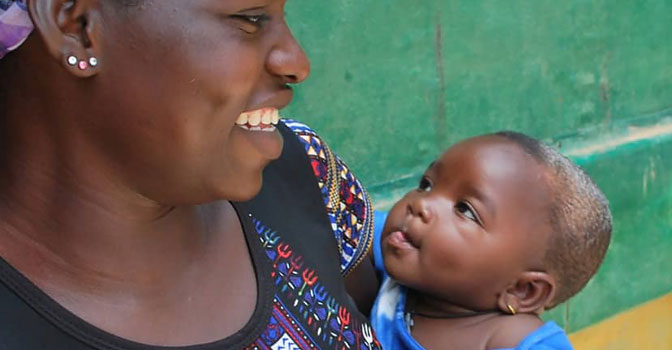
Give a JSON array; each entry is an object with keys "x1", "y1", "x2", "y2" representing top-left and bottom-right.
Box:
[
  {"x1": 232, "y1": 107, "x2": 283, "y2": 160},
  {"x1": 386, "y1": 230, "x2": 417, "y2": 250}
]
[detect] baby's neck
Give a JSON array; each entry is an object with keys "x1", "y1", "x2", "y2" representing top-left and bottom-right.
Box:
[
  {"x1": 406, "y1": 289, "x2": 543, "y2": 350},
  {"x1": 408, "y1": 289, "x2": 499, "y2": 317}
]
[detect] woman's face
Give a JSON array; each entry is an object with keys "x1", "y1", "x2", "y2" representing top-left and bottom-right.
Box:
[{"x1": 87, "y1": 0, "x2": 309, "y2": 204}]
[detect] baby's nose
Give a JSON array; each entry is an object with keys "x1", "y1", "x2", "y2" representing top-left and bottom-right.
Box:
[{"x1": 407, "y1": 197, "x2": 433, "y2": 223}]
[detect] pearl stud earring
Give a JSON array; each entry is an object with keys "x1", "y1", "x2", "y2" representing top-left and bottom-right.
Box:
[{"x1": 67, "y1": 55, "x2": 78, "y2": 66}]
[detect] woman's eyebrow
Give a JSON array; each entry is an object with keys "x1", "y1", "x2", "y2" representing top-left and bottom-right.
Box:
[{"x1": 238, "y1": 6, "x2": 266, "y2": 12}]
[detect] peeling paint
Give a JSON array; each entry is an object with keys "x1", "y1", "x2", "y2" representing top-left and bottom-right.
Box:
[
  {"x1": 433, "y1": 14, "x2": 448, "y2": 150},
  {"x1": 565, "y1": 118, "x2": 672, "y2": 158},
  {"x1": 575, "y1": 72, "x2": 596, "y2": 86},
  {"x1": 600, "y1": 59, "x2": 612, "y2": 126}
]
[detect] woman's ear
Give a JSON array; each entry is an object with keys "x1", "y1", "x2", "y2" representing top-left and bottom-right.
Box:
[
  {"x1": 28, "y1": 0, "x2": 102, "y2": 77},
  {"x1": 497, "y1": 271, "x2": 556, "y2": 315}
]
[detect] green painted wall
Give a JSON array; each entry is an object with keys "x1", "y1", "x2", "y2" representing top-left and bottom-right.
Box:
[{"x1": 283, "y1": 0, "x2": 672, "y2": 333}]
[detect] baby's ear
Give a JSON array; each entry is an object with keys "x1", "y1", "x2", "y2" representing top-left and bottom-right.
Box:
[{"x1": 497, "y1": 272, "x2": 556, "y2": 315}]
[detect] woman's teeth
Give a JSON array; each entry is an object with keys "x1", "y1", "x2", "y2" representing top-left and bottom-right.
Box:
[{"x1": 236, "y1": 108, "x2": 280, "y2": 131}]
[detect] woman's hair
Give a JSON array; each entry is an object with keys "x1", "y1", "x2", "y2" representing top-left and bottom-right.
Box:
[{"x1": 494, "y1": 131, "x2": 613, "y2": 309}]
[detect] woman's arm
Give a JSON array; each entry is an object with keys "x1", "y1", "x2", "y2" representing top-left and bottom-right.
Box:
[{"x1": 344, "y1": 251, "x2": 379, "y2": 314}]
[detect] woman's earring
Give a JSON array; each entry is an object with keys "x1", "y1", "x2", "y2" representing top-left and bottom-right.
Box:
[
  {"x1": 67, "y1": 55, "x2": 78, "y2": 66},
  {"x1": 66, "y1": 55, "x2": 98, "y2": 70},
  {"x1": 507, "y1": 304, "x2": 517, "y2": 315}
]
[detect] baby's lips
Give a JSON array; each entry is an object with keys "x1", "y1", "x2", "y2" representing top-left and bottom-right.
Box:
[{"x1": 386, "y1": 230, "x2": 417, "y2": 250}]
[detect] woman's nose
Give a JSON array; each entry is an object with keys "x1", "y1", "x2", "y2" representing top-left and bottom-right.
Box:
[
  {"x1": 266, "y1": 25, "x2": 311, "y2": 84},
  {"x1": 407, "y1": 196, "x2": 433, "y2": 224}
]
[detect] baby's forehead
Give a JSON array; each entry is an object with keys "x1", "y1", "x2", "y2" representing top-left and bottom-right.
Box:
[
  {"x1": 431, "y1": 136, "x2": 554, "y2": 206},
  {"x1": 434, "y1": 135, "x2": 543, "y2": 174}
]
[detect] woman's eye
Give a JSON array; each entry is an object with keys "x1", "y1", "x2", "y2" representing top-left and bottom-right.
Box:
[
  {"x1": 230, "y1": 14, "x2": 270, "y2": 33},
  {"x1": 418, "y1": 177, "x2": 433, "y2": 192},
  {"x1": 455, "y1": 201, "x2": 480, "y2": 224}
]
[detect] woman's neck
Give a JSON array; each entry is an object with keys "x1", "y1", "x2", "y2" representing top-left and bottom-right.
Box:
[{"x1": 0, "y1": 135, "x2": 233, "y2": 293}]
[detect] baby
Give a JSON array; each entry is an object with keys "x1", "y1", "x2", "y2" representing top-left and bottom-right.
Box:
[{"x1": 371, "y1": 132, "x2": 612, "y2": 350}]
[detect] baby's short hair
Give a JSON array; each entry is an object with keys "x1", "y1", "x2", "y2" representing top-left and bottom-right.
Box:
[{"x1": 494, "y1": 131, "x2": 612, "y2": 308}]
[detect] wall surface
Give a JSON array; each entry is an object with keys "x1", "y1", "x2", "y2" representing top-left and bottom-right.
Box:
[{"x1": 283, "y1": 0, "x2": 672, "y2": 343}]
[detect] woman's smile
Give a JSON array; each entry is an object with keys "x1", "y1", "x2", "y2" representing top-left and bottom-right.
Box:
[
  {"x1": 235, "y1": 108, "x2": 280, "y2": 132},
  {"x1": 230, "y1": 108, "x2": 284, "y2": 161}
]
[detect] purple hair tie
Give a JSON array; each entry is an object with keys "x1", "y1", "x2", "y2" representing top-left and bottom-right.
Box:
[{"x1": 0, "y1": 0, "x2": 33, "y2": 59}]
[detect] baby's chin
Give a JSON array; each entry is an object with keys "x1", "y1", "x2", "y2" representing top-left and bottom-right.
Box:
[{"x1": 382, "y1": 255, "x2": 417, "y2": 286}]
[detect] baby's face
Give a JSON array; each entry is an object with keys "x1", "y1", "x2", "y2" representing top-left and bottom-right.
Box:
[{"x1": 380, "y1": 135, "x2": 553, "y2": 309}]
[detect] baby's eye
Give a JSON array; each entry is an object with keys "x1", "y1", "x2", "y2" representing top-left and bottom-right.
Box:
[
  {"x1": 455, "y1": 201, "x2": 481, "y2": 224},
  {"x1": 418, "y1": 177, "x2": 433, "y2": 192}
]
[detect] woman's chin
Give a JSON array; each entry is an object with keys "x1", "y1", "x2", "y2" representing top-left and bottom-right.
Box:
[
  {"x1": 214, "y1": 177, "x2": 264, "y2": 203},
  {"x1": 225, "y1": 189, "x2": 261, "y2": 202}
]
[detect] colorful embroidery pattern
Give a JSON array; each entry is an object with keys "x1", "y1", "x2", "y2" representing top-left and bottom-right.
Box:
[
  {"x1": 248, "y1": 218, "x2": 382, "y2": 350},
  {"x1": 283, "y1": 120, "x2": 374, "y2": 276},
  {"x1": 246, "y1": 298, "x2": 318, "y2": 350}
]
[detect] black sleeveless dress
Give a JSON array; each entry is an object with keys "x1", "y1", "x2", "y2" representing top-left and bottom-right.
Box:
[{"x1": 0, "y1": 120, "x2": 381, "y2": 350}]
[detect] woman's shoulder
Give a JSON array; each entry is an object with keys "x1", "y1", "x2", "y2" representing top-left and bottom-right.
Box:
[
  {"x1": 281, "y1": 118, "x2": 318, "y2": 135},
  {"x1": 279, "y1": 118, "x2": 375, "y2": 276}
]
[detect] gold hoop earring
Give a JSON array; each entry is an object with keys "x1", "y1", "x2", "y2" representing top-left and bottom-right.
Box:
[{"x1": 507, "y1": 304, "x2": 517, "y2": 315}]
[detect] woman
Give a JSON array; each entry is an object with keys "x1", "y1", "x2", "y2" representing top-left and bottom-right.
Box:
[{"x1": 0, "y1": 0, "x2": 380, "y2": 348}]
